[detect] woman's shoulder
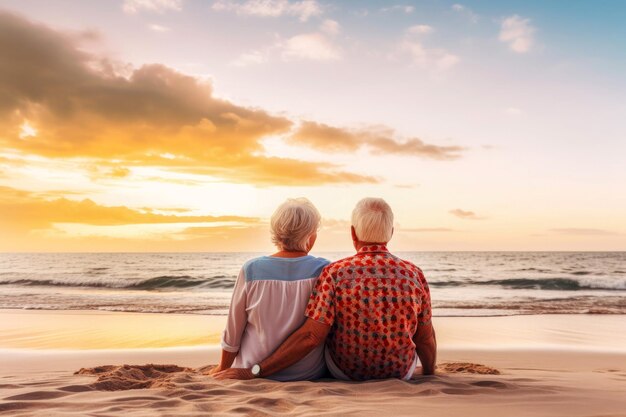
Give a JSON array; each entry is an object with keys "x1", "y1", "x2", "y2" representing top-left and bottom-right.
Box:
[
  {"x1": 240, "y1": 256, "x2": 269, "y2": 278},
  {"x1": 243, "y1": 255, "x2": 330, "y2": 267},
  {"x1": 242, "y1": 255, "x2": 330, "y2": 282},
  {"x1": 309, "y1": 255, "x2": 331, "y2": 265},
  {"x1": 304, "y1": 256, "x2": 331, "y2": 277},
  {"x1": 300, "y1": 256, "x2": 332, "y2": 273},
  {"x1": 242, "y1": 255, "x2": 267, "y2": 268}
]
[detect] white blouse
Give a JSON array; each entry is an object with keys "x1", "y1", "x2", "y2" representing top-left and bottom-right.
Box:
[{"x1": 221, "y1": 255, "x2": 330, "y2": 381}]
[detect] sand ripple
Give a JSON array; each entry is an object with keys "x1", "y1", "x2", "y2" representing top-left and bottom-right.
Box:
[{"x1": 1, "y1": 362, "x2": 623, "y2": 417}]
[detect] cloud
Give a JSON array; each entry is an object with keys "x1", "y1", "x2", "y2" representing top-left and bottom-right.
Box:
[
  {"x1": 148, "y1": 24, "x2": 171, "y2": 32},
  {"x1": 0, "y1": 185, "x2": 272, "y2": 251},
  {"x1": 499, "y1": 15, "x2": 535, "y2": 53},
  {"x1": 143, "y1": 206, "x2": 192, "y2": 213},
  {"x1": 407, "y1": 25, "x2": 434, "y2": 35},
  {"x1": 3, "y1": 225, "x2": 272, "y2": 252},
  {"x1": 320, "y1": 19, "x2": 340, "y2": 35},
  {"x1": 172, "y1": 156, "x2": 377, "y2": 184},
  {"x1": 123, "y1": 0, "x2": 182, "y2": 14},
  {"x1": 449, "y1": 209, "x2": 485, "y2": 220},
  {"x1": 230, "y1": 50, "x2": 269, "y2": 67},
  {"x1": 175, "y1": 225, "x2": 264, "y2": 237},
  {"x1": 0, "y1": 11, "x2": 372, "y2": 185},
  {"x1": 402, "y1": 25, "x2": 450, "y2": 71},
  {"x1": 381, "y1": 5, "x2": 414, "y2": 14},
  {"x1": 211, "y1": 0, "x2": 322, "y2": 21},
  {"x1": 166, "y1": 224, "x2": 272, "y2": 252},
  {"x1": 142, "y1": 176, "x2": 204, "y2": 186},
  {"x1": 0, "y1": 185, "x2": 260, "y2": 232},
  {"x1": 290, "y1": 121, "x2": 464, "y2": 160},
  {"x1": 400, "y1": 40, "x2": 459, "y2": 71},
  {"x1": 451, "y1": 4, "x2": 479, "y2": 22},
  {"x1": 550, "y1": 228, "x2": 620, "y2": 236},
  {"x1": 233, "y1": 25, "x2": 341, "y2": 65},
  {"x1": 106, "y1": 166, "x2": 131, "y2": 178},
  {"x1": 281, "y1": 32, "x2": 341, "y2": 61},
  {"x1": 19, "y1": 121, "x2": 37, "y2": 139}
]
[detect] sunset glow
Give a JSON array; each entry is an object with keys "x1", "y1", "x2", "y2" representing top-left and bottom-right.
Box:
[{"x1": 1, "y1": 1, "x2": 625, "y2": 251}]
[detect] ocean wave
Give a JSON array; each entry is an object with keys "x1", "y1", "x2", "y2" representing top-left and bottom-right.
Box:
[
  {"x1": 2, "y1": 275, "x2": 624, "y2": 291},
  {"x1": 430, "y1": 277, "x2": 626, "y2": 291},
  {"x1": 4, "y1": 295, "x2": 624, "y2": 316},
  {"x1": 128, "y1": 275, "x2": 235, "y2": 290},
  {"x1": 434, "y1": 294, "x2": 626, "y2": 315},
  {"x1": 0, "y1": 275, "x2": 236, "y2": 290},
  {"x1": 514, "y1": 267, "x2": 552, "y2": 273}
]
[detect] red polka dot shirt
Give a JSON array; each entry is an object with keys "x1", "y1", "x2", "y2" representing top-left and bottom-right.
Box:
[{"x1": 305, "y1": 244, "x2": 432, "y2": 380}]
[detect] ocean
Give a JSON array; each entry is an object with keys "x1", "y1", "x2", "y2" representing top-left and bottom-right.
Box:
[{"x1": 0, "y1": 252, "x2": 624, "y2": 317}]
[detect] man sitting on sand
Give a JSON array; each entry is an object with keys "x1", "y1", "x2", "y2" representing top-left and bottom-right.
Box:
[{"x1": 215, "y1": 198, "x2": 436, "y2": 381}]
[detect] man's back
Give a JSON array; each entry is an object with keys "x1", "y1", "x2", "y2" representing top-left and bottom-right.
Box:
[{"x1": 305, "y1": 244, "x2": 432, "y2": 380}]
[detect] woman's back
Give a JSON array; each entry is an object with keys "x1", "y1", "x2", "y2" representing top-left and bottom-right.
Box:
[{"x1": 222, "y1": 255, "x2": 329, "y2": 381}]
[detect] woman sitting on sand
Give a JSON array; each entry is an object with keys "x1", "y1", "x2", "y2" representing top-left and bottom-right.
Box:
[{"x1": 211, "y1": 198, "x2": 329, "y2": 381}]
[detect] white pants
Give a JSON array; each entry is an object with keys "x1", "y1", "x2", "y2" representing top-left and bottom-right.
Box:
[{"x1": 324, "y1": 346, "x2": 420, "y2": 381}]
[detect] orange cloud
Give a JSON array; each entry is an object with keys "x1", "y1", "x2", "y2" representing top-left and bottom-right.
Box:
[
  {"x1": 0, "y1": 186, "x2": 260, "y2": 232},
  {"x1": 108, "y1": 167, "x2": 132, "y2": 178},
  {"x1": 290, "y1": 121, "x2": 464, "y2": 160},
  {"x1": 0, "y1": 11, "x2": 374, "y2": 186},
  {"x1": 175, "y1": 156, "x2": 377, "y2": 185},
  {"x1": 0, "y1": 185, "x2": 277, "y2": 252},
  {"x1": 3, "y1": 226, "x2": 273, "y2": 252}
]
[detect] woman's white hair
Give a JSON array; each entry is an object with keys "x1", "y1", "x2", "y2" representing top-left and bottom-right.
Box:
[
  {"x1": 351, "y1": 197, "x2": 394, "y2": 243},
  {"x1": 270, "y1": 198, "x2": 321, "y2": 252}
]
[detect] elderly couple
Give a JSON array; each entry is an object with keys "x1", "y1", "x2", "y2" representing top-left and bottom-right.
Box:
[{"x1": 212, "y1": 197, "x2": 436, "y2": 381}]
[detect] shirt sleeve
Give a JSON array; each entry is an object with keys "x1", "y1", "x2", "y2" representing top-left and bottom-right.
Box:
[
  {"x1": 304, "y1": 266, "x2": 336, "y2": 326},
  {"x1": 221, "y1": 268, "x2": 247, "y2": 352},
  {"x1": 416, "y1": 269, "x2": 432, "y2": 326}
]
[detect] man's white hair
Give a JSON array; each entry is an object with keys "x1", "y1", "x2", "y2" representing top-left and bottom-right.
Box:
[
  {"x1": 351, "y1": 197, "x2": 394, "y2": 243},
  {"x1": 270, "y1": 198, "x2": 321, "y2": 252}
]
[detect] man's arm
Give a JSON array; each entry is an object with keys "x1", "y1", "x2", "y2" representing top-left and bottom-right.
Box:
[
  {"x1": 259, "y1": 318, "x2": 330, "y2": 377},
  {"x1": 213, "y1": 318, "x2": 330, "y2": 380},
  {"x1": 413, "y1": 322, "x2": 437, "y2": 375}
]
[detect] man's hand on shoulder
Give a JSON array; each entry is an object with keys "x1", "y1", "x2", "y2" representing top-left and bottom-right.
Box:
[{"x1": 212, "y1": 367, "x2": 254, "y2": 380}]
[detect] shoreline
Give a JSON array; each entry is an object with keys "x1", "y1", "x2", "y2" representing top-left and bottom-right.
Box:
[
  {"x1": 1, "y1": 309, "x2": 624, "y2": 350},
  {"x1": 3, "y1": 306, "x2": 626, "y2": 317}
]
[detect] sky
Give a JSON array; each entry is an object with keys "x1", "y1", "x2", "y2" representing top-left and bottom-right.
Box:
[{"x1": 0, "y1": 0, "x2": 625, "y2": 252}]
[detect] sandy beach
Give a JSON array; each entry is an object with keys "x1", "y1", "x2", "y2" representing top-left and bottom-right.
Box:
[{"x1": 1, "y1": 310, "x2": 625, "y2": 416}]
